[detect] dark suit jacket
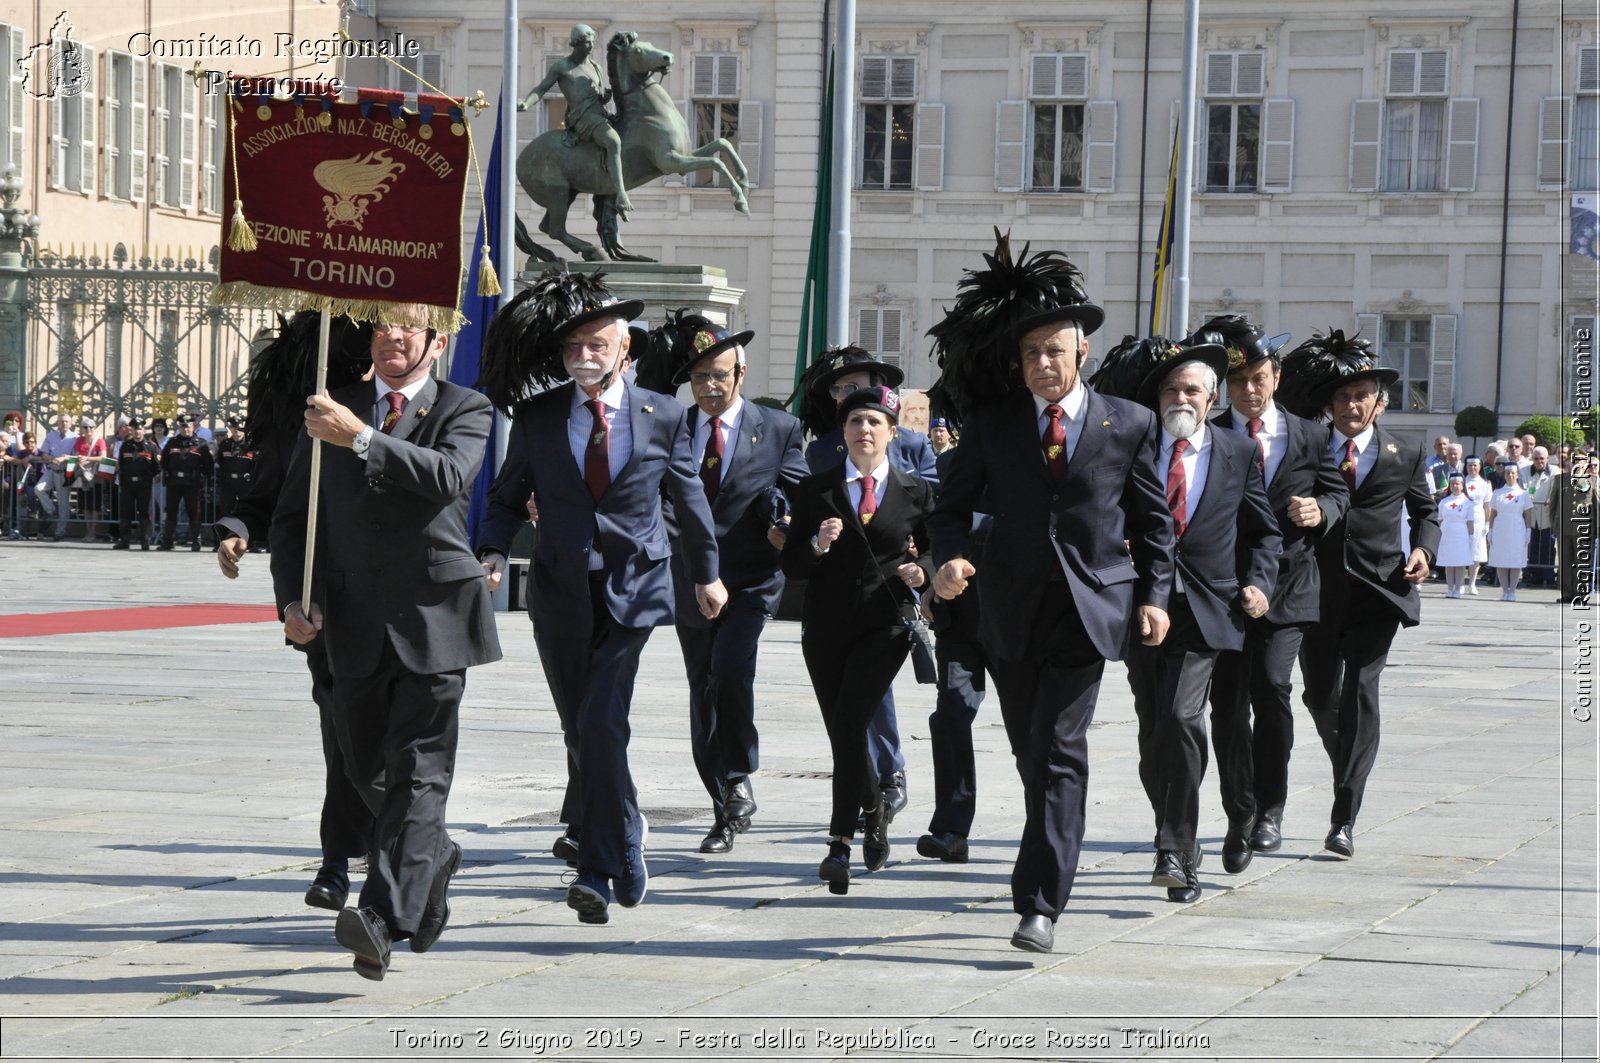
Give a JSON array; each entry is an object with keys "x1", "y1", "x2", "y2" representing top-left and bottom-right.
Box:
[
  {"x1": 931, "y1": 387, "x2": 1175, "y2": 663},
  {"x1": 1315, "y1": 422, "x2": 1442, "y2": 627},
  {"x1": 669, "y1": 401, "x2": 808, "y2": 626},
  {"x1": 1168, "y1": 425, "x2": 1281, "y2": 651},
  {"x1": 269, "y1": 377, "x2": 503, "y2": 679},
  {"x1": 929, "y1": 445, "x2": 989, "y2": 639},
  {"x1": 806, "y1": 425, "x2": 940, "y2": 491},
  {"x1": 478, "y1": 381, "x2": 718, "y2": 635},
  {"x1": 782, "y1": 463, "x2": 935, "y2": 637},
  {"x1": 1211, "y1": 407, "x2": 1349, "y2": 626}
]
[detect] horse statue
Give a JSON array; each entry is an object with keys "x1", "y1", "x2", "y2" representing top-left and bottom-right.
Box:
[{"x1": 515, "y1": 31, "x2": 751, "y2": 263}]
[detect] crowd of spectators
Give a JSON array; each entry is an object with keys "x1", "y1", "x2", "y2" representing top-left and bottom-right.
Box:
[{"x1": 1, "y1": 406, "x2": 252, "y2": 549}]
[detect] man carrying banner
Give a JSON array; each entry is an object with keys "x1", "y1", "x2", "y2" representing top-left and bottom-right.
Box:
[{"x1": 271, "y1": 306, "x2": 502, "y2": 979}]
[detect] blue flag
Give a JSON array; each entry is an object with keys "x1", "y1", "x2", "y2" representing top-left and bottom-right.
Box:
[
  {"x1": 451, "y1": 103, "x2": 506, "y2": 547},
  {"x1": 1572, "y1": 194, "x2": 1600, "y2": 263}
]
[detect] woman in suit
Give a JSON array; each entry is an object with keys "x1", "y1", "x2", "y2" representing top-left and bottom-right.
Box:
[{"x1": 783, "y1": 386, "x2": 934, "y2": 895}]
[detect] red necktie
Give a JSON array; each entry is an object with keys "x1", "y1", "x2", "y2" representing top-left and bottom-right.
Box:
[
  {"x1": 1166, "y1": 438, "x2": 1189, "y2": 538},
  {"x1": 1247, "y1": 417, "x2": 1265, "y2": 477},
  {"x1": 858, "y1": 473, "x2": 877, "y2": 525},
  {"x1": 584, "y1": 399, "x2": 610, "y2": 502},
  {"x1": 1042, "y1": 404, "x2": 1067, "y2": 479},
  {"x1": 700, "y1": 416, "x2": 723, "y2": 502},
  {"x1": 1339, "y1": 438, "x2": 1358, "y2": 493},
  {"x1": 380, "y1": 392, "x2": 404, "y2": 435}
]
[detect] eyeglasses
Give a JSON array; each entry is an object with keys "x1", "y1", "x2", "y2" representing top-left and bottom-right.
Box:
[
  {"x1": 689, "y1": 369, "x2": 735, "y2": 386},
  {"x1": 374, "y1": 322, "x2": 427, "y2": 337},
  {"x1": 829, "y1": 382, "x2": 863, "y2": 399}
]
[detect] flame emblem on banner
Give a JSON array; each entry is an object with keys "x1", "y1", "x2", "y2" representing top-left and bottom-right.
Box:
[{"x1": 315, "y1": 150, "x2": 407, "y2": 231}]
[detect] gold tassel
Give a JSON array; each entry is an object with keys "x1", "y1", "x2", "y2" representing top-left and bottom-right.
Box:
[
  {"x1": 207, "y1": 281, "x2": 468, "y2": 334},
  {"x1": 476, "y1": 245, "x2": 501, "y2": 297},
  {"x1": 227, "y1": 199, "x2": 258, "y2": 252}
]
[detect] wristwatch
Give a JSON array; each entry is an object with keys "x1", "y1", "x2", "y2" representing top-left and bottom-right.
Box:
[
  {"x1": 811, "y1": 534, "x2": 829, "y2": 556},
  {"x1": 351, "y1": 425, "x2": 374, "y2": 458}
]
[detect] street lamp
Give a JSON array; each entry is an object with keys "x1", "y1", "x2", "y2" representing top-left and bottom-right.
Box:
[{"x1": 0, "y1": 165, "x2": 41, "y2": 265}]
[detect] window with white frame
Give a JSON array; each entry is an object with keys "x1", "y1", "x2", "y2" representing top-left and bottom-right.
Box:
[
  {"x1": 1357, "y1": 311, "x2": 1457, "y2": 415},
  {"x1": 856, "y1": 305, "x2": 905, "y2": 370},
  {"x1": 858, "y1": 55, "x2": 916, "y2": 191},
  {"x1": 153, "y1": 62, "x2": 195, "y2": 209},
  {"x1": 1203, "y1": 52, "x2": 1263, "y2": 192},
  {"x1": 1029, "y1": 54, "x2": 1087, "y2": 192},
  {"x1": 0, "y1": 25, "x2": 23, "y2": 175},
  {"x1": 1541, "y1": 47, "x2": 1600, "y2": 191},
  {"x1": 390, "y1": 48, "x2": 444, "y2": 94},
  {"x1": 201, "y1": 91, "x2": 224, "y2": 214},
  {"x1": 49, "y1": 39, "x2": 93, "y2": 193},
  {"x1": 1350, "y1": 48, "x2": 1478, "y2": 194},
  {"x1": 689, "y1": 54, "x2": 738, "y2": 189},
  {"x1": 103, "y1": 50, "x2": 147, "y2": 201}
]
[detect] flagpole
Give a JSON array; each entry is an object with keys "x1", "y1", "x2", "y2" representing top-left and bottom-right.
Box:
[
  {"x1": 1171, "y1": 0, "x2": 1200, "y2": 339},
  {"x1": 825, "y1": 0, "x2": 855, "y2": 346},
  {"x1": 298, "y1": 307, "x2": 332, "y2": 614},
  {"x1": 490, "y1": 0, "x2": 519, "y2": 611}
]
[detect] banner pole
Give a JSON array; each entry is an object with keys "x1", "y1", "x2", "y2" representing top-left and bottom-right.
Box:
[{"x1": 298, "y1": 307, "x2": 332, "y2": 614}]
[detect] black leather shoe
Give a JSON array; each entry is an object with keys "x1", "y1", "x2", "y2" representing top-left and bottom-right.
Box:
[
  {"x1": 156, "y1": 543, "x2": 173, "y2": 551},
  {"x1": 1222, "y1": 819, "x2": 1255, "y2": 874},
  {"x1": 410, "y1": 842, "x2": 462, "y2": 954},
  {"x1": 567, "y1": 870, "x2": 611, "y2": 925},
  {"x1": 722, "y1": 778, "x2": 757, "y2": 823},
  {"x1": 699, "y1": 820, "x2": 736, "y2": 854},
  {"x1": 1152, "y1": 849, "x2": 1186, "y2": 888},
  {"x1": 1010, "y1": 912, "x2": 1055, "y2": 953},
  {"x1": 551, "y1": 832, "x2": 579, "y2": 867},
  {"x1": 335, "y1": 906, "x2": 392, "y2": 981},
  {"x1": 1324, "y1": 823, "x2": 1354, "y2": 859},
  {"x1": 1250, "y1": 809, "x2": 1283, "y2": 852},
  {"x1": 112, "y1": 541, "x2": 130, "y2": 550},
  {"x1": 819, "y1": 842, "x2": 850, "y2": 894},
  {"x1": 916, "y1": 831, "x2": 969, "y2": 863},
  {"x1": 1167, "y1": 847, "x2": 1202, "y2": 902},
  {"x1": 304, "y1": 861, "x2": 349, "y2": 911},
  {"x1": 880, "y1": 771, "x2": 908, "y2": 821},
  {"x1": 862, "y1": 804, "x2": 890, "y2": 872}
]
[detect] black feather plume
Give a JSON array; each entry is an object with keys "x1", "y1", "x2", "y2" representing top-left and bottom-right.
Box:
[
  {"x1": 927, "y1": 228, "x2": 1091, "y2": 416},
  {"x1": 1277, "y1": 327, "x2": 1376, "y2": 421},
  {"x1": 782, "y1": 345, "x2": 872, "y2": 437},
  {"x1": 631, "y1": 307, "x2": 713, "y2": 395},
  {"x1": 479, "y1": 269, "x2": 616, "y2": 408},
  {"x1": 1186, "y1": 313, "x2": 1257, "y2": 352},
  {"x1": 1088, "y1": 334, "x2": 1171, "y2": 402},
  {"x1": 243, "y1": 312, "x2": 372, "y2": 443}
]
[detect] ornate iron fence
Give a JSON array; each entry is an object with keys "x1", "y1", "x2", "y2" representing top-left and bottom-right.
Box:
[{"x1": 22, "y1": 243, "x2": 276, "y2": 429}]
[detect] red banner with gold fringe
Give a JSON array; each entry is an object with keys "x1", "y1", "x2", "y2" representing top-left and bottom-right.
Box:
[{"x1": 209, "y1": 81, "x2": 473, "y2": 332}]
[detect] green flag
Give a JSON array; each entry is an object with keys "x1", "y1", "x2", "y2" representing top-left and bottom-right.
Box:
[{"x1": 794, "y1": 50, "x2": 835, "y2": 410}]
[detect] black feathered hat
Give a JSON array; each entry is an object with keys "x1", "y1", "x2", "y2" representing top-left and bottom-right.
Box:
[
  {"x1": 243, "y1": 312, "x2": 373, "y2": 444},
  {"x1": 783, "y1": 345, "x2": 905, "y2": 438},
  {"x1": 927, "y1": 228, "x2": 1101, "y2": 417},
  {"x1": 1277, "y1": 328, "x2": 1397, "y2": 421},
  {"x1": 478, "y1": 269, "x2": 644, "y2": 407},
  {"x1": 1089, "y1": 335, "x2": 1228, "y2": 409},
  {"x1": 1185, "y1": 313, "x2": 1292, "y2": 373},
  {"x1": 670, "y1": 323, "x2": 755, "y2": 386}
]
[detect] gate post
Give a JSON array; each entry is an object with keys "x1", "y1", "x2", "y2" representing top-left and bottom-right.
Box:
[{"x1": 0, "y1": 166, "x2": 39, "y2": 418}]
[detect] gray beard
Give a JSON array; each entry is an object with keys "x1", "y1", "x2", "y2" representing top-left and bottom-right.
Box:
[{"x1": 1162, "y1": 406, "x2": 1200, "y2": 439}]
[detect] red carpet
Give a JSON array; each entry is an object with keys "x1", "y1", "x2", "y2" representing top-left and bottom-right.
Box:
[{"x1": 0, "y1": 603, "x2": 279, "y2": 638}]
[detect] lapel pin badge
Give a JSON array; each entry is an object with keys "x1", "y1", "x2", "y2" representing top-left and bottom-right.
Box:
[
  {"x1": 1385, "y1": 442, "x2": 1398, "y2": 454},
  {"x1": 1102, "y1": 419, "x2": 1111, "y2": 427},
  {"x1": 641, "y1": 403, "x2": 654, "y2": 414},
  {"x1": 415, "y1": 406, "x2": 430, "y2": 420}
]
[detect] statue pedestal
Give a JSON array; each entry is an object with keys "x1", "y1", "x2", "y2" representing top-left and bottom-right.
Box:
[{"x1": 520, "y1": 262, "x2": 745, "y2": 330}]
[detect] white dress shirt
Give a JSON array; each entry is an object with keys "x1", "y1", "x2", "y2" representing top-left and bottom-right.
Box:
[
  {"x1": 1160, "y1": 423, "x2": 1211, "y2": 529},
  {"x1": 1331, "y1": 425, "x2": 1378, "y2": 489},
  {"x1": 1230, "y1": 401, "x2": 1286, "y2": 486},
  {"x1": 844, "y1": 456, "x2": 891, "y2": 518},
  {"x1": 691, "y1": 395, "x2": 744, "y2": 487},
  {"x1": 374, "y1": 376, "x2": 431, "y2": 425},
  {"x1": 568, "y1": 376, "x2": 631, "y2": 482},
  {"x1": 1032, "y1": 380, "x2": 1088, "y2": 464}
]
